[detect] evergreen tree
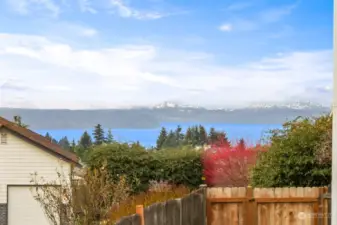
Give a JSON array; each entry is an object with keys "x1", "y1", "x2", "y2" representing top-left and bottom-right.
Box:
[
  {"x1": 79, "y1": 131, "x2": 92, "y2": 149},
  {"x1": 93, "y1": 124, "x2": 105, "y2": 145},
  {"x1": 58, "y1": 136, "x2": 71, "y2": 150},
  {"x1": 163, "y1": 131, "x2": 177, "y2": 148},
  {"x1": 106, "y1": 129, "x2": 114, "y2": 144},
  {"x1": 174, "y1": 125, "x2": 184, "y2": 145},
  {"x1": 45, "y1": 132, "x2": 52, "y2": 142},
  {"x1": 211, "y1": 131, "x2": 231, "y2": 147},
  {"x1": 208, "y1": 128, "x2": 231, "y2": 146},
  {"x1": 191, "y1": 126, "x2": 200, "y2": 146},
  {"x1": 45, "y1": 132, "x2": 58, "y2": 145},
  {"x1": 52, "y1": 138, "x2": 58, "y2": 145},
  {"x1": 218, "y1": 131, "x2": 231, "y2": 147},
  {"x1": 208, "y1": 127, "x2": 218, "y2": 144},
  {"x1": 13, "y1": 115, "x2": 28, "y2": 128},
  {"x1": 184, "y1": 127, "x2": 193, "y2": 145},
  {"x1": 156, "y1": 127, "x2": 168, "y2": 149},
  {"x1": 70, "y1": 139, "x2": 76, "y2": 152},
  {"x1": 199, "y1": 125, "x2": 208, "y2": 146},
  {"x1": 77, "y1": 131, "x2": 93, "y2": 161}
]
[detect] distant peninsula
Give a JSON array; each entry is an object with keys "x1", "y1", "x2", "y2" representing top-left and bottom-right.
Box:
[{"x1": 0, "y1": 102, "x2": 329, "y2": 129}]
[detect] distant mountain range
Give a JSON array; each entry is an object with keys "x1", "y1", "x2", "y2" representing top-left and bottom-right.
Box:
[{"x1": 0, "y1": 101, "x2": 330, "y2": 129}]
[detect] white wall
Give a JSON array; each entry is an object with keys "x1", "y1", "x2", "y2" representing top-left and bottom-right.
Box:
[{"x1": 0, "y1": 128, "x2": 71, "y2": 203}]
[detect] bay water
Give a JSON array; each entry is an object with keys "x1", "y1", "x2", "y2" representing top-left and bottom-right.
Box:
[{"x1": 35, "y1": 123, "x2": 282, "y2": 148}]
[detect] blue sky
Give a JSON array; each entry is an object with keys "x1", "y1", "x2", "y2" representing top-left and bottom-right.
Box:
[{"x1": 0, "y1": 0, "x2": 333, "y2": 109}]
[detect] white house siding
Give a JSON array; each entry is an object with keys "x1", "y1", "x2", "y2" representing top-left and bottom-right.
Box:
[{"x1": 0, "y1": 127, "x2": 71, "y2": 204}]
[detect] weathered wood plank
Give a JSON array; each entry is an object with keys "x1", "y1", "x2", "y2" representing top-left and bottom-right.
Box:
[
  {"x1": 181, "y1": 192, "x2": 193, "y2": 225},
  {"x1": 144, "y1": 202, "x2": 165, "y2": 225},
  {"x1": 164, "y1": 199, "x2": 181, "y2": 225}
]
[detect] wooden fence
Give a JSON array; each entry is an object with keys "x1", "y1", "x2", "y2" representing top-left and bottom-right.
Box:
[
  {"x1": 115, "y1": 186, "x2": 331, "y2": 225},
  {"x1": 115, "y1": 186, "x2": 207, "y2": 225},
  {"x1": 207, "y1": 186, "x2": 331, "y2": 225}
]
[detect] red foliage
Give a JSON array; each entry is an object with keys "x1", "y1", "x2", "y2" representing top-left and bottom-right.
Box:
[{"x1": 202, "y1": 139, "x2": 267, "y2": 187}]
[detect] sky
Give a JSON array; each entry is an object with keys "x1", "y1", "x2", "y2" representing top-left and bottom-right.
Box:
[{"x1": 0, "y1": 0, "x2": 333, "y2": 109}]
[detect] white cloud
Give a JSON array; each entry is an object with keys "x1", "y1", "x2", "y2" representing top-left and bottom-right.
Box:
[
  {"x1": 223, "y1": 3, "x2": 298, "y2": 32},
  {"x1": 259, "y1": 3, "x2": 297, "y2": 23},
  {"x1": 6, "y1": 0, "x2": 184, "y2": 20},
  {"x1": 78, "y1": 0, "x2": 97, "y2": 14},
  {"x1": 35, "y1": 22, "x2": 99, "y2": 40},
  {"x1": 81, "y1": 28, "x2": 97, "y2": 37},
  {"x1": 109, "y1": 0, "x2": 165, "y2": 20},
  {"x1": 6, "y1": 0, "x2": 60, "y2": 17},
  {"x1": 219, "y1": 23, "x2": 233, "y2": 32},
  {"x1": 0, "y1": 33, "x2": 332, "y2": 109},
  {"x1": 58, "y1": 23, "x2": 98, "y2": 37}
]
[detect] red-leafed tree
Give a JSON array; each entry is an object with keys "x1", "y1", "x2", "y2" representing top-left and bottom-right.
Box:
[{"x1": 202, "y1": 141, "x2": 267, "y2": 187}]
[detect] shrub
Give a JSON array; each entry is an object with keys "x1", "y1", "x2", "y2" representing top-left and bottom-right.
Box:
[
  {"x1": 251, "y1": 115, "x2": 332, "y2": 187},
  {"x1": 87, "y1": 143, "x2": 203, "y2": 193},
  {"x1": 152, "y1": 149, "x2": 203, "y2": 188},
  {"x1": 315, "y1": 119, "x2": 332, "y2": 165},
  {"x1": 87, "y1": 143, "x2": 153, "y2": 193},
  {"x1": 30, "y1": 167, "x2": 130, "y2": 225},
  {"x1": 202, "y1": 140, "x2": 264, "y2": 187}
]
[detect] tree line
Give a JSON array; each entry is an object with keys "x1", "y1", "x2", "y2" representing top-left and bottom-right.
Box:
[
  {"x1": 11, "y1": 115, "x2": 234, "y2": 157},
  {"x1": 44, "y1": 124, "x2": 116, "y2": 159},
  {"x1": 45, "y1": 124, "x2": 233, "y2": 156},
  {"x1": 156, "y1": 125, "x2": 232, "y2": 149}
]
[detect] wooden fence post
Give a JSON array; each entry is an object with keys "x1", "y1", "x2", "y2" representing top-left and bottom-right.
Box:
[
  {"x1": 245, "y1": 186, "x2": 254, "y2": 225},
  {"x1": 136, "y1": 205, "x2": 144, "y2": 225}
]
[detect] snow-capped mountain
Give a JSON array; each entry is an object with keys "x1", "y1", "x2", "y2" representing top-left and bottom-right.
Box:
[
  {"x1": 152, "y1": 101, "x2": 326, "y2": 111},
  {"x1": 248, "y1": 101, "x2": 324, "y2": 110},
  {"x1": 153, "y1": 101, "x2": 179, "y2": 109},
  {"x1": 153, "y1": 101, "x2": 203, "y2": 109},
  {"x1": 0, "y1": 101, "x2": 329, "y2": 129}
]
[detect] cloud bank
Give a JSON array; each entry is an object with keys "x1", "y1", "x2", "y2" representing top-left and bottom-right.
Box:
[{"x1": 0, "y1": 33, "x2": 332, "y2": 109}]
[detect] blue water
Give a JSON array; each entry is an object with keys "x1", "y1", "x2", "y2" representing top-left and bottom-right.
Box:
[{"x1": 35, "y1": 123, "x2": 282, "y2": 148}]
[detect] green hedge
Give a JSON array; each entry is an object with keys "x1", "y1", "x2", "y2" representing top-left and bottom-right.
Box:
[
  {"x1": 87, "y1": 143, "x2": 203, "y2": 193},
  {"x1": 153, "y1": 149, "x2": 203, "y2": 188}
]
